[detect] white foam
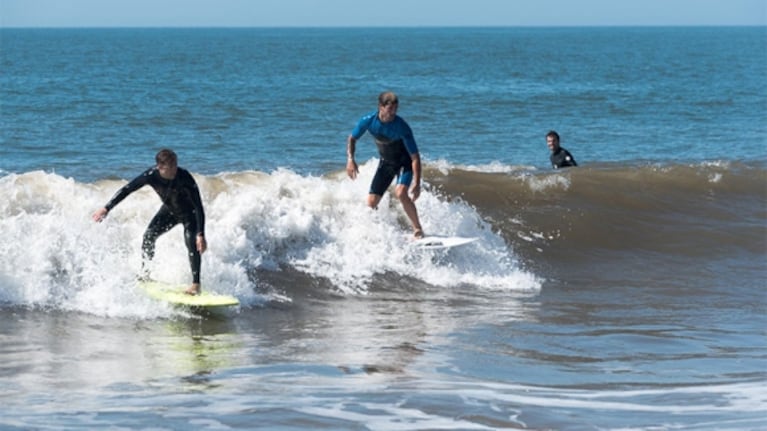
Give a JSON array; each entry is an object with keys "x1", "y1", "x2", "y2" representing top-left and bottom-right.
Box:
[
  {"x1": 429, "y1": 158, "x2": 536, "y2": 175},
  {"x1": 0, "y1": 166, "x2": 540, "y2": 315},
  {"x1": 524, "y1": 171, "x2": 572, "y2": 192}
]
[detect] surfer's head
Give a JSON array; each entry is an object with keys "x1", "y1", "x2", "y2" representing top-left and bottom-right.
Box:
[
  {"x1": 546, "y1": 130, "x2": 560, "y2": 152},
  {"x1": 378, "y1": 91, "x2": 398, "y2": 107},
  {"x1": 377, "y1": 91, "x2": 399, "y2": 122},
  {"x1": 156, "y1": 148, "x2": 178, "y2": 180}
]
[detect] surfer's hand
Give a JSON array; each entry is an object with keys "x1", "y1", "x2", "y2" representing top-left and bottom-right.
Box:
[
  {"x1": 411, "y1": 184, "x2": 421, "y2": 201},
  {"x1": 346, "y1": 158, "x2": 358, "y2": 180},
  {"x1": 196, "y1": 234, "x2": 207, "y2": 254},
  {"x1": 92, "y1": 207, "x2": 108, "y2": 223}
]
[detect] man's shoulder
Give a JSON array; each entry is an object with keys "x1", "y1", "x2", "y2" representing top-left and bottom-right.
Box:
[
  {"x1": 176, "y1": 167, "x2": 194, "y2": 178},
  {"x1": 393, "y1": 115, "x2": 412, "y2": 130},
  {"x1": 359, "y1": 111, "x2": 377, "y2": 122},
  {"x1": 353, "y1": 111, "x2": 378, "y2": 132},
  {"x1": 178, "y1": 167, "x2": 200, "y2": 184},
  {"x1": 136, "y1": 166, "x2": 158, "y2": 180}
]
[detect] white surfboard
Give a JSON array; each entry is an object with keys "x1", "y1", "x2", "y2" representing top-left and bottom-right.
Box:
[{"x1": 412, "y1": 235, "x2": 479, "y2": 250}]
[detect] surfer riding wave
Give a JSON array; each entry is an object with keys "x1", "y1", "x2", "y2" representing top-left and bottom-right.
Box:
[{"x1": 92, "y1": 149, "x2": 207, "y2": 295}]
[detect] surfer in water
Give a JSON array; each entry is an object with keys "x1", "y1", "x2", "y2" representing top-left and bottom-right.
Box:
[
  {"x1": 92, "y1": 149, "x2": 207, "y2": 295},
  {"x1": 346, "y1": 91, "x2": 425, "y2": 239},
  {"x1": 546, "y1": 130, "x2": 578, "y2": 169}
]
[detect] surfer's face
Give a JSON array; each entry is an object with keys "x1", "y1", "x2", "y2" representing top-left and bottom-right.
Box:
[
  {"x1": 157, "y1": 161, "x2": 178, "y2": 180},
  {"x1": 378, "y1": 99, "x2": 398, "y2": 123},
  {"x1": 547, "y1": 135, "x2": 559, "y2": 152}
]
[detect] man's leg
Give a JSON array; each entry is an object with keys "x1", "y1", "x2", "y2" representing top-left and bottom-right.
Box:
[
  {"x1": 395, "y1": 184, "x2": 423, "y2": 238},
  {"x1": 182, "y1": 220, "x2": 202, "y2": 295},
  {"x1": 367, "y1": 193, "x2": 382, "y2": 209},
  {"x1": 368, "y1": 162, "x2": 395, "y2": 209},
  {"x1": 141, "y1": 207, "x2": 177, "y2": 280}
]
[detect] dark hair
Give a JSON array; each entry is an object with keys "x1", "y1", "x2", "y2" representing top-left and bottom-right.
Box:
[
  {"x1": 546, "y1": 130, "x2": 560, "y2": 142},
  {"x1": 378, "y1": 91, "x2": 399, "y2": 106},
  {"x1": 155, "y1": 149, "x2": 177, "y2": 165}
]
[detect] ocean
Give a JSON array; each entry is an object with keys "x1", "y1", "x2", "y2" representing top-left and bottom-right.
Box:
[{"x1": 1, "y1": 27, "x2": 765, "y2": 430}]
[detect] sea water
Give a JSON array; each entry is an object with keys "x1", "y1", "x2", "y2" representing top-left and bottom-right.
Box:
[{"x1": 1, "y1": 27, "x2": 765, "y2": 430}]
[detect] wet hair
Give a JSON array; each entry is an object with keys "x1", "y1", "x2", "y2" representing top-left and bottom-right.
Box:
[
  {"x1": 546, "y1": 130, "x2": 560, "y2": 142},
  {"x1": 378, "y1": 91, "x2": 399, "y2": 107},
  {"x1": 155, "y1": 148, "x2": 177, "y2": 166}
]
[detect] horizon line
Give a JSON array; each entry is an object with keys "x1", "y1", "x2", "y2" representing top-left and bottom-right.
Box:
[{"x1": 2, "y1": 24, "x2": 765, "y2": 29}]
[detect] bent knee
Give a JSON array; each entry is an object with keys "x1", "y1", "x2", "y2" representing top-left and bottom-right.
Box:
[
  {"x1": 367, "y1": 194, "x2": 381, "y2": 208},
  {"x1": 394, "y1": 186, "x2": 411, "y2": 201}
]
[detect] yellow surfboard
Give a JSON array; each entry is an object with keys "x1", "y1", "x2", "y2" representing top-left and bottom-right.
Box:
[{"x1": 139, "y1": 281, "x2": 239, "y2": 308}]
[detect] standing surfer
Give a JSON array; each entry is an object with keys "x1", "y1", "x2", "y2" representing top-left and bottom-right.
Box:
[
  {"x1": 92, "y1": 149, "x2": 207, "y2": 295},
  {"x1": 345, "y1": 91, "x2": 425, "y2": 238}
]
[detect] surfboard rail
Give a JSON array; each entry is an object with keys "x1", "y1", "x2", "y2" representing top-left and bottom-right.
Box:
[
  {"x1": 138, "y1": 281, "x2": 239, "y2": 307},
  {"x1": 412, "y1": 235, "x2": 479, "y2": 250}
]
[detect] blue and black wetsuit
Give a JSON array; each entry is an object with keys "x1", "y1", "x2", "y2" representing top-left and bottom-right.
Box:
[
  {"x1": 351, "y1": 111, "x2": 419, "y2": 195},
  {"x1": 104, "y1": 167, "x2": 206, "y2": 283},
  {"x1": 550, "y1": 147, "x2": 578, "y2": 169}
]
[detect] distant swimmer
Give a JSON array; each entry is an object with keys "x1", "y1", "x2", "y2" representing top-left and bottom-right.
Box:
[
  {"x1": 91, "y1": 149, "x2": 207, "y2": 295},
  {"x1": 346, "y1": 91, "x2": 425, "y2": 239},
  {"x1": 546, "y1": 130, "x2": 578, "y2": 169}
]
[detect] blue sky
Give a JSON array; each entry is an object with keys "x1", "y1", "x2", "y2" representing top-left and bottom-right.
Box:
[{"x1": 1, "y1": 0, "x2": 765, "y2": 27}]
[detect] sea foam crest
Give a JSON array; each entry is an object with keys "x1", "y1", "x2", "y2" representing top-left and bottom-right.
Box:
[{"x1": 0, "y1": 164, "x2": 540, "y2": 315}]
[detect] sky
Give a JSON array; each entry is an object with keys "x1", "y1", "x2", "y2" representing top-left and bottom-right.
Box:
[{"x1": 1, "y1": 0, "x2": 765, "y2": 28}]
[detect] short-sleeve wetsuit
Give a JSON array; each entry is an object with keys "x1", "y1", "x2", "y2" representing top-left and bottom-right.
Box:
[
  {"x1": 550, "y1": 147, "x2": 578, "y2": 169},
  {"x1": 104, "y1": 167, "x2": 206, "y2": 283},
  {"x1": 351, "y1": 111, "x2": 419, "y2": 196}
]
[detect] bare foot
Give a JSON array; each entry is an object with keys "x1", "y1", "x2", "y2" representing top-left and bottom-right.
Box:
[
  {"x1": 184, "y1": 284, "x2": 201, "y2": 296},
  {"x1": 413, "y1": 229, "x2": 425, "y2": 239}
]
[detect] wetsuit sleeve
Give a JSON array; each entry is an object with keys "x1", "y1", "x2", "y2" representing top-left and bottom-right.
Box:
[
  {"x1": 104, "y1": 168, "x2": 153, "y2": 211},
  {"x1": 184, "y1": 170, "x2": 206, "y2": 237},
  {"x1": 566, "y1": 150, "x2": 578, "y2": 166},
  {"x1": 351, "y1": 112, "x2": 376, "y2": 140},
  {"x1": 399, "y1": 119, "x2": 418, "y2": 155}
]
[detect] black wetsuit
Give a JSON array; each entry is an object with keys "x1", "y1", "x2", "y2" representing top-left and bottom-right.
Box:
[
  {"x1": 550, "y1": 147, "x2": 578, "y2": 169},
  {"x1": 104, "y1": 167, "x2": 206, "y2": 283}
]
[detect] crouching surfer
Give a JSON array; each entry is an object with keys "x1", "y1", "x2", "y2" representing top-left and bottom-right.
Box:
[{"x1": 92, "y1": 149, "x2": 207, "y2": 295}]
